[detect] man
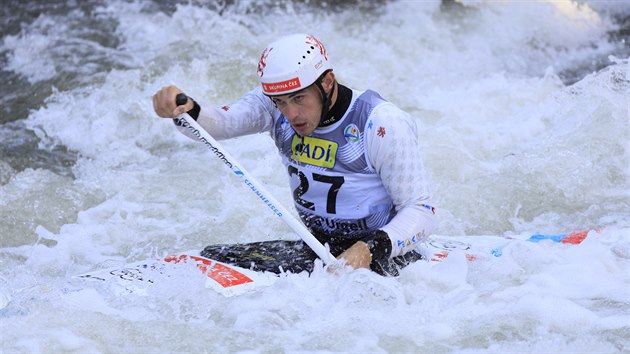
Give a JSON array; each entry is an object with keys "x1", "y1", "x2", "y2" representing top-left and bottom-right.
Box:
[{"x1": 153, "y1": 33, "x2": 435, "y2": 276}]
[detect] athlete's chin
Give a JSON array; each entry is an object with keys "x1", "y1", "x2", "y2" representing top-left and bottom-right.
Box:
[{"x1": 292, "y1": 124, "x2": 313, "y2": 136}]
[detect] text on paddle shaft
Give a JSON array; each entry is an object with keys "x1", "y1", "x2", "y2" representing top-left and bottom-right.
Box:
[
  {"x1": 238, "y1": 171, "x2": 283, "y2": 217},
  {"x1": 182, "y1": 117, "x2": 283, "y2": 218},
  {"x1": 181, "y1": 119, "x2": 232, "y2": 168}
]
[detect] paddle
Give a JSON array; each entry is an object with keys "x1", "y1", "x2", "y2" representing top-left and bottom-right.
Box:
[{"x1": 174, "y1": 93, "x2": 337, "y2": 266}]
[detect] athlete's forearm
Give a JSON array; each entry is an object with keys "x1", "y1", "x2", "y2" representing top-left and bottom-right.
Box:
[
  {"x1": 173, "y1": 87, "x2": 276, "y2": 140},
  {"x1": 381, "y1": 203, "x2": 436, "y2": 257},
  {"x1": 366, "y1": 102, "x2": 436, "y2": 257}
]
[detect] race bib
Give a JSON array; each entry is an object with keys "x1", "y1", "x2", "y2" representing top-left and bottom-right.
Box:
[{"x1": 290, "y1": 136, "x2": 337, "y2": 168}]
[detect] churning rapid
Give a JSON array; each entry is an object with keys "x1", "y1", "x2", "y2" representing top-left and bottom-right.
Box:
[{"x1": 1, "y1": 1, "x2": 629, "y2": 353}]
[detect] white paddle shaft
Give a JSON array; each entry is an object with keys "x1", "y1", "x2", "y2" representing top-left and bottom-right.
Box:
[{"x1": 176, "y1": 112, "x2": 337, "y2": 265}]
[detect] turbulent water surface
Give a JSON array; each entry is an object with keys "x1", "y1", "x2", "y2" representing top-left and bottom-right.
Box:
[{"x1": 1, "y1": 0, "x2": 629, "y2": 353}]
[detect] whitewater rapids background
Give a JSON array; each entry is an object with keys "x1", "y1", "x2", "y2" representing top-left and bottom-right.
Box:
[{"x1": 1, "y1": 0, "x2": 629, "y2": 352}]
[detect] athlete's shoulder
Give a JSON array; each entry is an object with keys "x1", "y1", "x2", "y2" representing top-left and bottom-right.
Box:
[
  {"x1": 352, "y1": 89, "x2": 404, "y2": 116},
  {"x1": 233, "y1": 86, "x2": 282, "y2": 123},
  {"x1": 368, "y1": 97, "x2": 417, "y2": 133},
  {"x1": 354, "y1": 89, "x2": 386, "y2": 106},
  {"x1": 239, "y1": 86, "x2": 276, "y2": 109}
]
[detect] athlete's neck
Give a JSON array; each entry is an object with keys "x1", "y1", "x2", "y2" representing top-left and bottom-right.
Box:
[{"x1": 319, "y1": 84, "x2": 352, "y2": 127}]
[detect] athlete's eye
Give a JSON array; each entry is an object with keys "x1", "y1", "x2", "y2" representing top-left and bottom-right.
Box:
[
  {"x1": 273, "y1": 99, "x2": 286, "y2": 107},
  {"x1": 292, "y1": 95, "x2": 305, "y2": 104}
]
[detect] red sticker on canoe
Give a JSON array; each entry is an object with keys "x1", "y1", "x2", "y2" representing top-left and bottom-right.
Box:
[
  {"x1": 560, "y1": 230, "x2": 589, "y2": 245},
  {"x1": 164, "y1": 255, "x2": 253, "y2": 288}
]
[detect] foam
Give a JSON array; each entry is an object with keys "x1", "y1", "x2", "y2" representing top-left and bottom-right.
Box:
[{"x1": 1, "y1": 1, "x2": 629, "y2": 353}]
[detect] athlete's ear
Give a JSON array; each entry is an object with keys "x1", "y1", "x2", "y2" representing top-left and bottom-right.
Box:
[{"x1": 322, "y1": 71, "x2": 335, "y2": 92}]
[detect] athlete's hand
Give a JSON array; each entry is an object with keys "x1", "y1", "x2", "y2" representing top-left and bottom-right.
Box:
[
  {"x1": 337, "y1": 241, "x2": 372, "y2": 270},
  {"x1": 152, "y1": 85, "x2": 194, "y2": 118}
]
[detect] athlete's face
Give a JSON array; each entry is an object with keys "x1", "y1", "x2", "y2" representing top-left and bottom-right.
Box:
[
  {"x1": 270, "y1": 71, "x2": 335, "y2": 137},
  {"x1": 271, "y1": 85, "x2": 323, "y2": 136}
]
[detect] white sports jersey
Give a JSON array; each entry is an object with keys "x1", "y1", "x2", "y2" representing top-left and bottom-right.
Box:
[
  {"x1": 175, "y1": 86, "x2": 435, "y2": 258},
  {"x1": 272, "y1": 90, "x2": 395, "y2": 236}
]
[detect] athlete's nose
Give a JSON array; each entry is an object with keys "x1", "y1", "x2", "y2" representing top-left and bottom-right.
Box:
[{"x1": 284, "y1": 103, "x2": 300, "y2": 121}]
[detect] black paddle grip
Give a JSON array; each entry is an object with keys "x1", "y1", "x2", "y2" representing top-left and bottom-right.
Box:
[{"x1": 175, "y1": 93, "x2": 188, "y2": 106}]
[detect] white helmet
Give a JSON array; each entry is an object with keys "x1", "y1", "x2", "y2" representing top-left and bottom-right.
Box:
[{"x1": 257, "y1": 33, "x2": 333, "y2": 96}]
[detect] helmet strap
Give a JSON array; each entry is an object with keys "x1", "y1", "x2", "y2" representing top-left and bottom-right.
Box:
[{"x1": 316, "y1": 76, "x2": 336, "y2": 127}]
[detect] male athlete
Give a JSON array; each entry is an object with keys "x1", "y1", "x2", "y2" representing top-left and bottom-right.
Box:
[{"x1": 153, "y1": 33, "x2": 435, "y2": 276}]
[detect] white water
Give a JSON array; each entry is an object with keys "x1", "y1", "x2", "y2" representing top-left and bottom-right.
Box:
[{"x1": 1, "y1": 1, "x2": 629, "y2": 352}]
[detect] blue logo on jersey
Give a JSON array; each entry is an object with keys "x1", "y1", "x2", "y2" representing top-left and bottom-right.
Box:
[{"x1": 344, "y1": 124, "x2": 360, "y2": 143}]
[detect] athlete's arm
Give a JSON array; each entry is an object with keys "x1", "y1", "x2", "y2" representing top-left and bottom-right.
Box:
[
  {"x1": 365, "y1": 103, "x2": 436, "y2": 257},
  {"x1": 153, "y1": 85, "x2": 277, "y2": 140}
]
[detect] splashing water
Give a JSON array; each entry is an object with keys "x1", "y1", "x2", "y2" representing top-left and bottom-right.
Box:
[{"x1": 1, "y1": 1, "x2": 629, "y2": 352}]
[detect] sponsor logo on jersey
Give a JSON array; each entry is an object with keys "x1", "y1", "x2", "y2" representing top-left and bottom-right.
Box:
[
  {"x1": 377, "y1": 126, "x2": 386, "y2": 138},
  {"x1": 344, "y1": 123, "x2": 360, "y2": 143},
  {"x1": 291, "y1": 135, "x2": 337, "y2": 168},
  {"x1": 397, "y1": 231, "x2": 427, "y2": 249},
  {"x1": 420, "y1": 204, "x2": 436, "y2": 214},
  {"x1": 307, "y1": 215, "x2": 369, "y2": 233}
]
